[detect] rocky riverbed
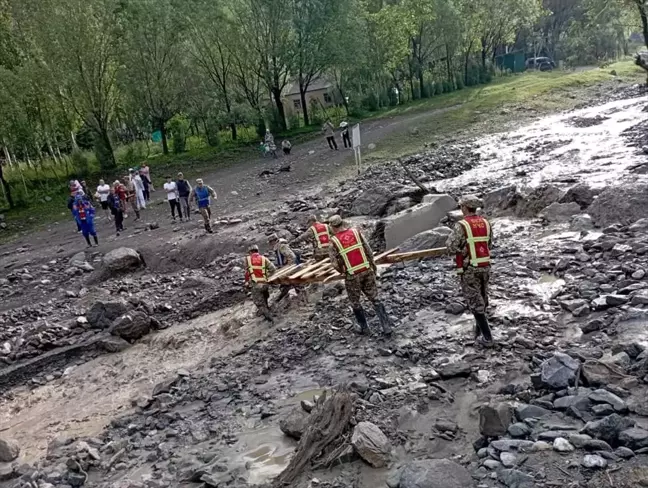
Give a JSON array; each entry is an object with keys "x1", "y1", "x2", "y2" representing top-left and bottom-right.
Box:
[{"x1": 2, "y1": 84, "x2": 648, "y2": 488}]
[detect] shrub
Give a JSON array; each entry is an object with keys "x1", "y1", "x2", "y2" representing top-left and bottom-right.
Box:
[
  {"x1": 71, "y1": 150, "x2": 90, "y2": 179},
  {"x1": 361, "y1": 93, "x2": 379, "y2": 111},
  {"x1": 168, "y1": 114, "x2": 190, "y2": 154}
]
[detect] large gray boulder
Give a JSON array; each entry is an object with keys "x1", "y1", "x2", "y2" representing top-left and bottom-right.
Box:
[
  {"x1": 384, "y1": 194, "x2": 457, "y2": 249},
  {"x1": 589, "y1": 183, "x2": 648, "y2": 227},
  {"x1": 0, "y1": 438, "x2": 20, "y2": 462},
  {"x1": 540, "y1": 352, "x2": 580, "y2": 389},
  {"x1": 483, "y1": 185, "x2": 521, "y2": 214},
  {"x1": 110, "y1": 311, "x2": 152, "y2": 341},
  {"x1": 350, "y1": 187, "x2": 393, "y2": 217},
  {"x1": 515, "y1": 185, "x2": 562, "y2": 218},
  {"x1": 86, "y1": 299, "x2": 130, "y2": 329},
  {"x1": 399, "y1": 227, "x2": 452, "y2": 252},
  {"x1": 399, "y1": 459, "x2": 473, "y2": 488},
  {"x1": 279, "y1": 406, "x2": 310, "y2": 440},
  {"x1": 351, "y1": 421, "x2": 390, "y2": 468},
  {"x1": 540, "y1": 202, "x2": 581, "y2": 222},
  {"x1": 559, "y1": 183, "x2": 596, "y2": 209},
  {"x1": 103, "y1": 247, "x2": 144, "y2": 272}
]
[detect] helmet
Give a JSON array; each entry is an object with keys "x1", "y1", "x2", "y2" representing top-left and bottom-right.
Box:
[{"x1": 248, "y1": 244, "x2": 259, "y2": 252}]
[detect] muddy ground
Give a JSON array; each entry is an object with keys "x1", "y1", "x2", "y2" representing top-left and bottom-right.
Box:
[{"x1": 2, "y1": 80, "x2": 648, "y2": 488}]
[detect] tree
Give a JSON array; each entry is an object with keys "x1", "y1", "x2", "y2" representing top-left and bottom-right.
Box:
[
  {"x1": 232, "y1": 0, "x2": 294, "y2": 131},
  {"x1": 627, "y1": 0, "x2": 648, "y2": 50},
  {"x1": 185, "y1": 0, "x2": 240, "y2": 140},
  {"x1": 291, "y1": 0, "x2": 344, "y2": 125},
  {"x1": 10, "y1": 0, "x2": 121, "y2": 171},
  {"x1": 117, "y1": 0, "x2": 187, "y2": 155}
]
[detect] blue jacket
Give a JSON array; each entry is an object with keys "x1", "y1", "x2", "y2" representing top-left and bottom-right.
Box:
[
  {"x1": 72, "y1": 196, "x2": 95, "y2": 225},
  {"x1": 194, "y1": 186, "x2": 211, "y2": 208}
]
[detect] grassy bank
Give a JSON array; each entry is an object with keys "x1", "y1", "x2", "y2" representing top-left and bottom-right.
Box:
[
  {"x1": 365, "y1": 60, "x2": 643, "y2": 161},
  {"x1": 0, "y1": 60, "x2": 643, "y2": 241}
]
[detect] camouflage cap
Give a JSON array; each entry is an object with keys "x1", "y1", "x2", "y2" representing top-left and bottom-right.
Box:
[
  {"x1": 328, "y1": 215, "x2": 343, "y2": 228},
  {"x1": 268, "y1": 233, "x2": 279, "y2": 242},
  {"x1": 460, "y1": 195, "x2": 484, "y2": 210},
  {"x1": 307, "y1": 214, "x2": 317, "y2": 224},
  {"x1": 248, "y1": 244, "x2": 259, "y2": 252}
]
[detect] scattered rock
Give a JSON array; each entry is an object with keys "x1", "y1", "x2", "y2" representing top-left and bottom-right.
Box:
[
  {"x1": 540, "y1": 352, "x2": 580, "y2": 389},
  {"x1": 103, "y1": 247, "x2": 144, "y2": 272},
  {"x1": 399, "y1": 459, "x2": 473, "y2": 488},
  {"x1": 581, "y1": 413, "x2": 635, "y2": 445},
  {"x1": 0, "y1": 438, "x2": 20, "y2": 462},
  {"x1": 618, "y1": 427, "x2": 648, "y2": 450},
  {"x1": 497, "y1": 468, "x2": 535, "y2": 488},
  {"x1": 400, "y1": 227, "x2": 452, "y2": 252},
  {"x1": 553, "y1": 437, "x2": 575, "y2": 452},
  {"x1": 351, "y1": 421, "x2": 391, "y2": 468},
  {"x1": 110, "y1": 311, "x2": 152, "y2": 341},
  {"x1": 588, "y1": 389, "x2": 628, "y2": 413},
  {"x1": 437, "y1": 362, "x2": 471, "y2": 379},
  {"x1": 279, "y1": 407, "x2": 309, "y2": 440},
  {"x1": 86, "y1": 299, "x2": 130, "y2": 329},
  {"x1": 515, "y1": 404, "x2": 552, "y2": 421},
  {"x1": 581, "y1": 454, "x2": 608, "y2": 469},
  {"x1": 479, "y1": 403, "x2": 513, "y2": 437}
]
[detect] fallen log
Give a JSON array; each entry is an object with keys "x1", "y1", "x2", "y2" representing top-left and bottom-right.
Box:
[{"x1": 272, "y1": 388, "x2": 356, "y2": 487}]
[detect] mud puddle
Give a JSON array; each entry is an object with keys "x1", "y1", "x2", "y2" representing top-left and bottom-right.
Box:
[{"x1": 0, "y1": 303, "x2": 258, "y2": 463}]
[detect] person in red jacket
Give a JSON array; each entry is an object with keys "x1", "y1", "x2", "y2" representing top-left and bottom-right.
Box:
[
  {"x1": 446, "y1": 196, "x2": 494, "y2": 347},
  {"x1": 291, "y1": 214, "x2": 332, "y2": 261},
  {"x1": 244, "y1": 244, "x2": 276, "y2": 322}
]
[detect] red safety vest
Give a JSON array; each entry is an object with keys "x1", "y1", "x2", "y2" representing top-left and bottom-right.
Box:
[
  {"x1": 311, "y1": 222, "x2": 331, "y2": 249},
  {"x1": 331, "y1": 228, "x2": 371, "y2": 275},
  {"x1": 455, "y1": 215, "x2": 491, "y2": 273},
  {"x1": 246, "y1": 253, "x2": 269, "y2": 283}
]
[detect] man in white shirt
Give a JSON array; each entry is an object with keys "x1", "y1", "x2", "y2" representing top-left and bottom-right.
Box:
[
  {"x1": 96, "y1": 179, "x2": 112, "y2": 221},
  {"x1": 164, "y1": 175, "x2": 182, "y2": 221}
]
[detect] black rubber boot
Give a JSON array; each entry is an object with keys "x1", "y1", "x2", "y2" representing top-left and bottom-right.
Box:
[
  {"x1": 352, "y1": 307, "x2": 368, "y2": 335},
  {"x1": 262, "y1": 308, "x2": 274, "y2": 323},
  {"x1": 374, "y1": 302, "x2": 393, "y2": 336},
  {"x1": 475, "y1": 313, "x2": 494, "y2": 346},
  {"x1": 93, "y1": 235, "x2": 99, "y2": 246},
  {"x1": 84, "y1": 235, "x2": 92, "y2": 248}
]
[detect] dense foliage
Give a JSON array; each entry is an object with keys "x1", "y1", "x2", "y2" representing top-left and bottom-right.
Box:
[{"x1": 0, "y1": 0, "x2": 641, "y2": 187}]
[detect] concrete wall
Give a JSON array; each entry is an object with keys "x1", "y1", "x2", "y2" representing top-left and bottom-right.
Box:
[{"x1": 384, "y1": 194, "x2": 458, "y2": 249}]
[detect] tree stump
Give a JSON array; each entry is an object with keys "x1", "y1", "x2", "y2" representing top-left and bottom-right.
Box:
[{"x1": 272, "y1": 388, "x2": 355, "y2": 487}]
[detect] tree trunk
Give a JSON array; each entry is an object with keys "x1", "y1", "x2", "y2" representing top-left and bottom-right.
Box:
[
  {"x1": 418, "y1": 65, "x2": 425, "y2": 98},
  {"x1": 481, "y1": 48, "x2": 487, "y2": 69},
  {"x1": 446, "y1": 44, "x2": 453, "y2": 86},
  {"x1": 638, "y1": 2, "x2": 648, "y2": 50},
  {"x1": 271, "y1": 86, "x2": 287, "y2": 131},
  {"x1": 93, "y1": 126, "x2": 117, "y2": 171},
  {"x1": 0, "y1": 163, "x2": 14, "y2": 208},
  {"x1": 160, "y1": 120, "x2": 169, "y2": 155}
]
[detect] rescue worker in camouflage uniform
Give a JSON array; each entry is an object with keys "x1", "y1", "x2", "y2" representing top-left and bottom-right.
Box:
[
  {"x1": 290, "y1": 215, "x2": 332, "y2": 261},
  {"x1": 328, "y1": 215, "x2": 392, "y2": 336},
  {"x1": 244, "y1": 244, "x2": 276, "y2": 322},
  {"x1": 445, "y1": 196, "x2": 494, "y2": 347},
  {"x1": 268, "y1": 233, "x2": 304, "y2": 303}
]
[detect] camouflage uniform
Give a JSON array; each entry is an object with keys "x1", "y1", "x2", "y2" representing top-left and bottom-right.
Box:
[
  {"x1": 445, "y1": 205, "x2": 493, "y2": 344},
  {"x1": 445, "y1": 218, "x2": 492, "y2": 314},
  {"x1": 245, "y1": 256, "x2": 276, "y2": 320},
  {"x1": 272, "y1": 239, "x2": 304, "y2": 302},
  {"x1": 293, "y1": 224, "x2": 331, "y2": 261},
  {"x1": 329, "y1": 224, "x2": 392, "y2": 335},
  {"x1": 329, "y1": 230, "x2": 378, "y2": 307}
]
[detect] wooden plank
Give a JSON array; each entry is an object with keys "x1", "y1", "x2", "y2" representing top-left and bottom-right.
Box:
[
  {"x1": 288, "y1": 260, "x2": 324, "y2": 280},
  {"x1": 374, "y1": 248, "x2": 400, "y2": 264},
  {"x1": 300, "y1": 259, "x2": 333, "y2": 279},
  {"x1": 384, "y1": 247, "x2": 447, "y2": 263},
  {"x1": 268, "y1": 264, "x2": 301, "y2": 282}
]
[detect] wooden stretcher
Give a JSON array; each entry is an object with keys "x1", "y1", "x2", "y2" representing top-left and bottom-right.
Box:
[{"x1": 268, "y1": 247, "x2": 447, "y2": 285}]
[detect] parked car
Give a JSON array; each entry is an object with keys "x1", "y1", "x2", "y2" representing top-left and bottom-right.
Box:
[{"x1": 526, "y1": 57, "x2": 556, "y2": 71}]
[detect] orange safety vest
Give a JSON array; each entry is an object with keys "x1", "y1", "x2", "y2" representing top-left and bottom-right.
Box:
[
  {"x1": 310, "y1": 222, "x2": 331, "y2": 249},
  {"x1": 246, "y1": 253, "x2": 269, "y2": 283},
  {"x1": 455, "y1": 215, "x2": 491, "y2": 274},
  {"x1": 331, "y1": 228, "x2": 371, "y2": 275}
]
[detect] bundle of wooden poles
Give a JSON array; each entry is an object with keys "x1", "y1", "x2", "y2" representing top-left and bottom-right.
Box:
[{"x1": 268, "y1": 247, "x2": 448, "y2": 285}]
